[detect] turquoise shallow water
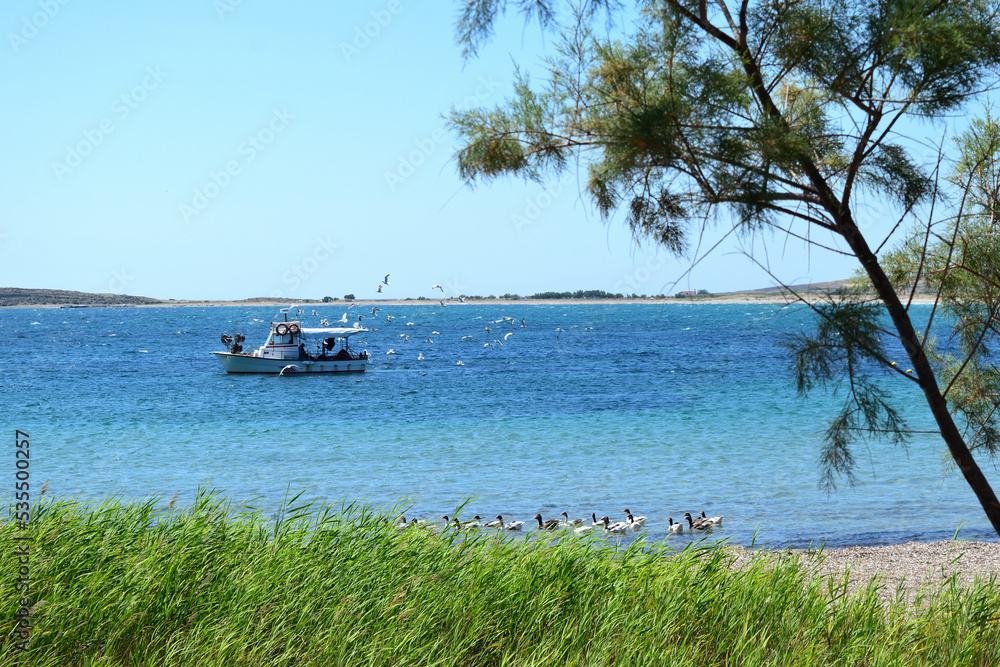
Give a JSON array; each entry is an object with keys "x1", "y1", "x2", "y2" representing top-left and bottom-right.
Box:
[{"x1": 2, "y1": 302, "x2": 997, "y2": 547}]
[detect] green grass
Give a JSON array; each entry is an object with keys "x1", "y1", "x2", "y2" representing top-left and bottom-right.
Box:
[{"x1": 3, "y1": 491, "x2": 1000, "y2": 666}]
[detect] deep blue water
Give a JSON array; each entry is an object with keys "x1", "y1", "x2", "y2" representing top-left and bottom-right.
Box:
[{"x1": 2, "y1": 302, "x2": 997, "y2": 548}]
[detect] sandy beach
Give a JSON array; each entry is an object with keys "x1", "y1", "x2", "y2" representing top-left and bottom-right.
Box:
[{"x1": 727, "y1": 540, "x2": 1000, "y2": 603}]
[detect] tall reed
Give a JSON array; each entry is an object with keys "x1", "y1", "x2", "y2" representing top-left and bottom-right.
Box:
[{"x1": 3, "y1": 491, "x2": 999, "y2": 666}]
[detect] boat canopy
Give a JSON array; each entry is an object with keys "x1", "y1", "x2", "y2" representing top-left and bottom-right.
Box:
[{"x1": 298, "y1": 327, "x2": 368, "y2": 337}]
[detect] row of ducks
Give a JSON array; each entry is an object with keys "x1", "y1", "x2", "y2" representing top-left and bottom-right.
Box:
[{"x1": 392, "y1": 509, "x2": 723, "y2": 535}]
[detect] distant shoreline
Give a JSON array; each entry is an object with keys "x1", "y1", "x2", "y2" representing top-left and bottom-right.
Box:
[{"x1": 2, "y1": 295, "x2": 939, "y2": 309}]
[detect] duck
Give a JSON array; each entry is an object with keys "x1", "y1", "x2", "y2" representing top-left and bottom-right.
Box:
[
  {"x1": 460, "y1": 515, "x2": 483, "y2": 529},
  {"x1": 533, "y1": 513, "x2": 560, "y2": 530},
  {"x1": 621, "y1": 509, "x2": 647, "y2": 526},
  {"x1": 590, "y1": 512, "x2": 604, "y2": 526},
  {"x1": 683, "y1": 512, "x2": 711, "y2": 531},
  {"x1": 602, "y1": 516, "x2": 628, "y2": 535},
  {"x1": 559, "y1": 511, "x2": 585, "y2": 527},
  {"x1": 573, "y1": 523, "x2": 595, "y2": 534},
  {"x1": 482, "y1": 515, "x2": 504, "y2": 529},
  {"x1": 504, "y1": 517, "x2": 525, "y2": 531},
  {"x1": 624, "y1": 513, "x2": 644, "y2": 531},
  {"x1": 667, "y1": 517, "x2": 683, "y2": 533},
  {"x1": 698, "y1": 510, "x2": 723, "y2": 527}
]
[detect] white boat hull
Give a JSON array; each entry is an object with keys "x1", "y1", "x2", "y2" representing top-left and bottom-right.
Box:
[{"x1": 213, "y1": 352, "x2": 368, "y2": 374}]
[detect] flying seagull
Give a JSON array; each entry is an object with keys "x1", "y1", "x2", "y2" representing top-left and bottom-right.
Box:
[
  {"x1": 432, "y1": 284, "x2": 444, "y2": 292},
  {"x1": 383, "y1": 274, "x2": 391, "y2": 285}
]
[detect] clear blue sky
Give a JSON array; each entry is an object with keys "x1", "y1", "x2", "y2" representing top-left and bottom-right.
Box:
[{"x1": 0, "y1": 1, "x2": 964, "y2": 300}]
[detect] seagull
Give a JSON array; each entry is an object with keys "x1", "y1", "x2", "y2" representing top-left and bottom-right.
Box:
[
  {"x1": 556, "y1": 328, "x2": 565, "y2": 338},
  {"x1": 311, "y1": 309, "x2": 317, "y2": 316},
  {"x1": 504, "y1": 332, "x2": 513, "y2": 342},
  {"x1": 440, "y1": 300, "x2": 448, "y2": 307},
  {"x1": 459, "y1": 297, "x2": 465, "y2": 303},
  {"x1": 371, "y1": 307, "x2": 379, "y2": 315},
  {"x1": 484, "y1": 343, "x2": 494, "y2": 350},
  {"x1": 456, "y1": 361, "x2": 465, "y2": 366},
  {"x1": 358, "y1": 315, "x2": 364, "y2": 321},
  {"x1": 338, "y1": 313, "x2": 348, "y2": 323},
  {"x1": 383, "y1": 274, "x2": 390, "y2": 285},
  {"x1": 386, "y1": 315, "x2": 394, "y2": 322},
  {"x1": 376, "y1": 284, "x2": 383, "y2": 293},
  {"x1": 417, "y1": 352, "x2": 425, "y2": 360},
  {"x1": 431, "y1": 331, "x2": 440, "y2": 335},
  {"x1": 461, "y1": 335, "x2": 474, "y2": 340},
  {"x1": 278, "y1": 364, "x2": 302, "y2": 375},
  {"x1": 484, "y1": 327, "x2": 491, "y2": 333},
  {"x1": 521, "y1": 317, "x2": 527, "y2": 327},
  {"x1": 425, "y1": 337, "x2": 433, "y2": 343},
  {"x1": 406, "y1": 322, "x2": 415, "y2": 326},
  {"x1": 432, "y1": 284, "x2": 444, "y2": 292},
  {"x1": 386, "y1": 349, "x2": 398, "y2": 355}
]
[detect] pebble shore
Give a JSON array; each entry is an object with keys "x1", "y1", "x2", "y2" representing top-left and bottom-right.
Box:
[{"x1": 727, "y1": 541, "x2": 1000, "y2": 603}]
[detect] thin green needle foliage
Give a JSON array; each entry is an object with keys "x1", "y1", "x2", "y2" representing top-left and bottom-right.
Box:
[{"x1": 448, "y1": 0, "x2": 1000, "y2": 535}]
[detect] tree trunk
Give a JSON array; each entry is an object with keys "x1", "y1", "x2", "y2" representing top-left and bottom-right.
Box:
[
  {"x1": 725, "y1": 19, "x2": 1000, "y2": 538},
  {"x1": 837, "y1": 216, "x2": 1000, "y2": 537}
]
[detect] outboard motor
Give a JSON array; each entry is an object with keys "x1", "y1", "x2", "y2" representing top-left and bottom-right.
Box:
[{"x1": 221, "y1": 333, "x2": 246, "y2": 353}]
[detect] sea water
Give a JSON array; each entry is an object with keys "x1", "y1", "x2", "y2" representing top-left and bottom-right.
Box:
[{"x1": 2, "y1": 302, "x2": 996, "y2": 548}]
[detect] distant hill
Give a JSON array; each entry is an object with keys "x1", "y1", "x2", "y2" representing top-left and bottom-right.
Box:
[
  {"x1": 0, "y1": 288, "x2": 163, "y2": 307},
  {"x1": 720, "y1": 279, "x2": 857, "y2": 296}
]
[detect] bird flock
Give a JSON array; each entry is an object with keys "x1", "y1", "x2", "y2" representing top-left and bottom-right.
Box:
[{"x1": 389, "y1": 509, "x2": 724, "y2": 536}]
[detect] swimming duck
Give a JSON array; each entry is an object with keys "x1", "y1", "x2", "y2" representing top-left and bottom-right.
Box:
[
  {"x1": 683, "y1": 513, "x2": 711, "y2": 531},
  {"x1": 533, "y1": 513, "x2": 560, "y2": 530},
  {"x1": 624, "y1": 513, "x2": 644, "y2": 531},
  {"x1": 698, "y1": 510, "x2": 723, "y2": 527},
  {"x1": 504, "y1": 517, "x2": 525, "y2": 531},
  {"x1": 559, "y1": 511, "x2": 585, "y2": 527},
  {"x1": 482, "y1": 515, "x2": 503, "y2": 529},
  {"x1": 602, "y1": 516, "x2": 628, "y2": 534},
  {"x1": 668, "y1": 517, "x2": 683, "y2": 533},
  {"x1": 621, "y1": 509, "x2": 647, "y2": 526}
]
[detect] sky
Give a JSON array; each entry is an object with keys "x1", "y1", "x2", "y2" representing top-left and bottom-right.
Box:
[{"x1": 0, "y1": 1, "x2": 975, "y2": 301}]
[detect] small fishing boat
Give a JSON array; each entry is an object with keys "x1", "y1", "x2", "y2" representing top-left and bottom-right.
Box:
[{"x1": 213, "y1": 311, "x2": 369, "y2": 374}]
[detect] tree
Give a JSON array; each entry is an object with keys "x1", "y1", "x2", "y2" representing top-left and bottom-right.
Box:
[{"x1": 450, "y1": 0, "x2": 1000, "y2": 534}]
